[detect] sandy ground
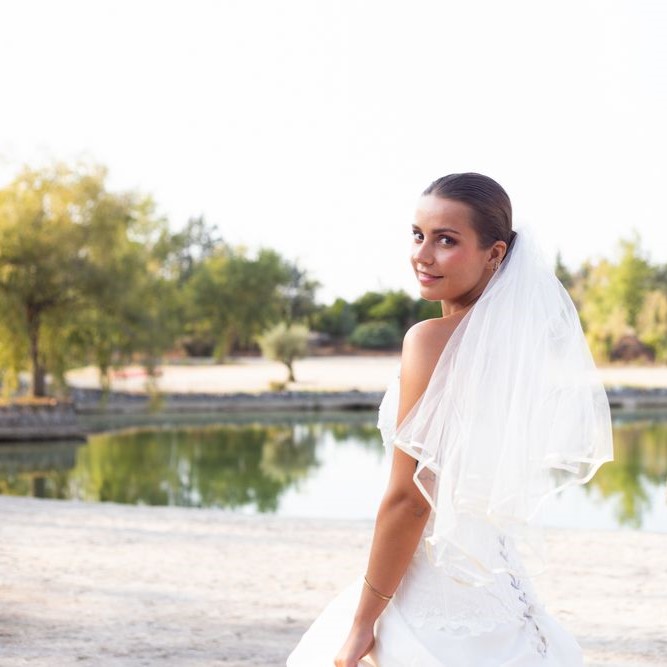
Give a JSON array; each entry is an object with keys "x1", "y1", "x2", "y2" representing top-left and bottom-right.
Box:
[
  {"x1": 0, "y1": 496, "x2": 665, "y2": 667},
  {"x1": 65, "y1": 356, "x2": 667, "y2": 394},
  {"x1": 65, "y1": 356, "x2": 402, "y2": 394}
]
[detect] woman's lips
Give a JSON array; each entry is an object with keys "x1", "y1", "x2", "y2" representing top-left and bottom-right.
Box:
[{"x1": 417, "y1": 271, "x2": 442, "y2": 285}]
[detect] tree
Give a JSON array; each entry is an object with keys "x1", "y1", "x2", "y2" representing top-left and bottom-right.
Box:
[
  {"x1": 572, "y1": 234, "x2": 653, "y2": 362},
  {"x1": 0, "y1": 164, "x2": 92, "y2": 395},
  {"x1": 351, "y1": 291, "x2": 385, "y2": 323},
  {"x1": 349, "y1": 321, "x2": 401, "y2": 349},
  {"x1": 650, "y1": 263, "x2": 667, "y2": 292},
  {"x1": 636, "y1": 290, "x2": 667, "y2": 362},
  {"x1": 255, "y1": 321, "x2": 309, "y2": 383},
  {"x1": 185, "y1": 246, "x2": 295, "y2": 360},
  {"x1": 0, "y1": 162, "x2": 176, "y2": 397},
  {"x1": 278, "y1": 261, "x2": 321, "y2": 326},
  {"x1": 554, "y1": 250, "x2": 573, "y2": 290},
  {"x1": 74, "y1": 191, "x2": 179, "y2": 392},
  {"x1": 311, "y1": 298, "x2": 358, "y2": 341},
  {"x1": 162, "y1": 215, "x2": 225, "y2": 286},
  {"x1": 415, "y1": 298, "x2": 442, "y2": 321},
  {"x1": 368, "y1": 290, "x2": 417, "y2": 330},
  {"x1": 576, "y1": 260, "x2": 630, "y2": 362},
  {"x1": 608, "y1": 234, "x2": 651, "y2": 328}
]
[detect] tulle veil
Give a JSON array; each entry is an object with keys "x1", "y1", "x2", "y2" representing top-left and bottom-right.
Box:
[{"x1": 378, "y1": 224, "x2": 614, "y2": 586}]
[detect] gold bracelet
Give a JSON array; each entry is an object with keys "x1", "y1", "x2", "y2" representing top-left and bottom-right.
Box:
[{"x1": 363, "y1": 575, "x2": 393, "y2": 601}]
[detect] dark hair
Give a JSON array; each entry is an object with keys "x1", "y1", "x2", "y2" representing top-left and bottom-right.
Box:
[{"x1": 422, "y1": 172, "x2": 516, "y2": 250}]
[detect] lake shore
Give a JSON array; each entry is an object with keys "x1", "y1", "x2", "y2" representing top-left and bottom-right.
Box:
[
  {"x1": 3, "y1": 357, "x2": 667, "y2": 439},
  {"x1": 61, "y1": 357, "x2": 667, "y2": 421},
  {"x1": 0, "y1": 495, "x2": 665, "y2": 667}
]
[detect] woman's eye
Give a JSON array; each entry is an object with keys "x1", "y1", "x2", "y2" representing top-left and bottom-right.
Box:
[{"x1": 412, "y1": 231, "x2": 455, "y2": 246}]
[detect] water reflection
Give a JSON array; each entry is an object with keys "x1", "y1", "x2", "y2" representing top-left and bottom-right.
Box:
[
  {"x1": 3, "y1": 423, "x2": 322, "y2": 511},
  {"x1": 587, "y1": 417, "x2": 667, "y2": 528},
  {"x1": 0, "y1": 412, "x2": 665, "y2": 530},
  {"x1": 0, "y1": 441, "x2": 81, "y2": 498}
]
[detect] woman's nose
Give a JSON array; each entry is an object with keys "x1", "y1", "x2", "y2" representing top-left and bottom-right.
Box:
[{"x1": 412, "y1": 241, "x2": 433, "y2": 265}]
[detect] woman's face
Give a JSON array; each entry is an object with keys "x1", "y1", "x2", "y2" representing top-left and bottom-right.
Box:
[{"x1": 411, "y1": 195, "x2": 498, "y2": 308}]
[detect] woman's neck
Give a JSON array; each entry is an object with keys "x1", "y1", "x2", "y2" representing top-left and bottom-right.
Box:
[{"x1": 440, "y1": 289, "x2": 484, "y2": 318}]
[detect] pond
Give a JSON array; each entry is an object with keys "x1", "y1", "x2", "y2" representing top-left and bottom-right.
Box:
[{"x1": 0, "y1": 410, "x2": 665, "y2": 532}]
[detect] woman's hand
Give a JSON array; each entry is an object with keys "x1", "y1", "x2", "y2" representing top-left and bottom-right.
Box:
[{"x1": 333, "y1": 622, "x2": 375, "y2": 667}]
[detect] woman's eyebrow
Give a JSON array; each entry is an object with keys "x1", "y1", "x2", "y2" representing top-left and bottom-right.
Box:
[{"x1": 412, "y1": 225, "x2": 462, "y2": 235}]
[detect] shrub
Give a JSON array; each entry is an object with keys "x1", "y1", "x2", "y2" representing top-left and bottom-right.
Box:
[{"x1": 349, "y1": 321, "x2": 401, "y2": 350}]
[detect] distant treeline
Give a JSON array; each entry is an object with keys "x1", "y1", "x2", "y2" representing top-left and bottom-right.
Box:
[
  {"x1": 1, "y1": 162, "x2": 665, "y2": 398},
  {"x1": 556, "y1": 238, "x2": 667, "y2": 364}
]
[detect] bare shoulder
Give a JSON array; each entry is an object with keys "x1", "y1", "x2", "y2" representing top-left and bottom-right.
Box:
[
  {"x1": 402, "y1": 316, "x2": 462, "y2": 368},
  {"x1": 397, "y1": 316, "x2": 460, "y2": 424},
  {"x1": 403, "y1": 316, "x2": 460, "y2": 350}
]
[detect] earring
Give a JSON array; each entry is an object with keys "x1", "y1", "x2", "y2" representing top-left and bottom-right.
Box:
[{"x1": 492, "y1": 261, "x2": 500, "y2": 272}]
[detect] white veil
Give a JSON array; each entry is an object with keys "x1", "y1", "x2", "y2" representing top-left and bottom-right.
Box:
[{"x1": 379, "y1": 224, "x2": 614, "y2": 586}]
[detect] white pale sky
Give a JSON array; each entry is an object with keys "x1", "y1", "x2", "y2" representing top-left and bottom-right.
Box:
[{"x1": 1, "y1": 0, "x2": 665, "y2": 304}]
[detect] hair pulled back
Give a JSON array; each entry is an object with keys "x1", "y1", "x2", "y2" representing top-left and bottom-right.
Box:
[{"x1": 422, "y1": 172, "x2": 516, "y2": 250}]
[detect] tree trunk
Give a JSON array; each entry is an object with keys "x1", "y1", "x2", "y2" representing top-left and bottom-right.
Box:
[
  {"x1": 286, "y1": 360, "x2": 295, "y2": 382},
  {"x1": 27, "y1": 304, "x2": 46, "y2": 397},
  {"x1": 215, "y1": 327, "x2": 234, "y2": 363}
]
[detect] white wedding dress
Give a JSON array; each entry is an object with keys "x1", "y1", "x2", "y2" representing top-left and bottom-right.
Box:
[
  {"x1": 286, "y1": 368, "x2": 585, "y2": 667},
  {"x1": 288, "y1": 227, "x2": 612, "y2": 666}
]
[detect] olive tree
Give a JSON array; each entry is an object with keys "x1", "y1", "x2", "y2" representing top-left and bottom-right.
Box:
[{"x1": 255, "y1": 321, "x2": 309, "y2": 383}]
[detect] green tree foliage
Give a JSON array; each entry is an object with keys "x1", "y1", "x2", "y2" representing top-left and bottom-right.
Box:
[
  {"x1": 650, "y1": 263, "x2": 667, "y2": 291},
  {"x1": 349, "y1": 321, "x2": 401, "y2": 349},
  {"x1": 313, "y1": 290, "x2": 439, "y2": 345},
  {"x1": 608, "y1": 234, "x2": 652, "y2": 328},
  {"x1": 0, "y1": 164, "x2": 89, "y2": 395},
  {"x1": 571, "y1": 234, "x2": 654, "y2": 362},
  {"x1": 0, "y1": 162, "x2": 176, "y2": 397},
  {"x1": 311, "y1": 298, "x2": 358, "y2": 340},
  {"x1": 636, "y1": 290, "x2": 667, "y2": 362},
  {"x1": 574, "y1": 260, "x2": 629, "y2": 361},
  {"x1": 278, "y1": 262, "x2": 321, "y2": 326},
  {"x1": 156, "y1": 216, "x2": 319, "y2": 359},
  {"x1": 184, "y1": 247, "x2": 295, "y2": 360},
  {"x1": 75, "y1": 194, "x2": 180, "y2": 392},
  {"x1": 415, "y1": 298, "x2": 442, "y2": 320},
  {"x1": 554, "y1": 250, "x2": 573, "y2": 290},
  {"x1": 368, "y1": 290, "x2": 417, "y2": 330},
  {"x1": 157, "y1": 215, "x2": 227, "y2": 357},
  {"x1": 255, "y1": 321, "x2": 309, "y2": 383},
  {"x1": 351, "y1": 291, "x2": 385, "y2": 323},
  {"x1": 350, "y1": 290, "x2": 419, "y2": 350},
  {"x1": 162, "y1": 215, "x2": 225, "y2": 286}
]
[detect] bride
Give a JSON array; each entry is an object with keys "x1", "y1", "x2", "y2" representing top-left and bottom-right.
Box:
[{"x1": 286, "y1": 172, "x2": 614, "y2": 666}]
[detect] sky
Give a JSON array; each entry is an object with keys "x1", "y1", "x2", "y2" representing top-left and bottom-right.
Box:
[{"x1": 1, "y1": 0, "x2": 666, "y2": 304}]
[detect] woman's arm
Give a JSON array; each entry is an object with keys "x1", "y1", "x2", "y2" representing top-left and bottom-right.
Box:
[{"x1": 334, "y1": 318, "x2": 455, "y2": 667}]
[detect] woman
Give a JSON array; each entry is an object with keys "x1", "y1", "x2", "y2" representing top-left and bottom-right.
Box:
[{"x1": 287, "y1": 173, "x2": 613, "y2": 666}]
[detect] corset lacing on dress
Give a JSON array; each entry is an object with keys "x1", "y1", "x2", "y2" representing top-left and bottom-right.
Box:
[
  {"x1": 392, "y1": 514, "x2": 548, "y2": 644},
  {"x1": 499, "y1": 534, "x2": 548, "y2": 658}
]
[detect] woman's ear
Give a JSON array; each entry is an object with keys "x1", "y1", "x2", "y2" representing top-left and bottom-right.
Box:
[
  {"x1": 487, "y1": 241, "x2": 507, "y2": 269},
  {"x1": 491, "y1": 241, "x2": 507, "y2": 262}
]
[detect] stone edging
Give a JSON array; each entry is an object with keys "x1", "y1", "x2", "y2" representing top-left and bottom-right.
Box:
[{"x1": 1, "y1": 386, "x2": 666, "y2": 442}]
